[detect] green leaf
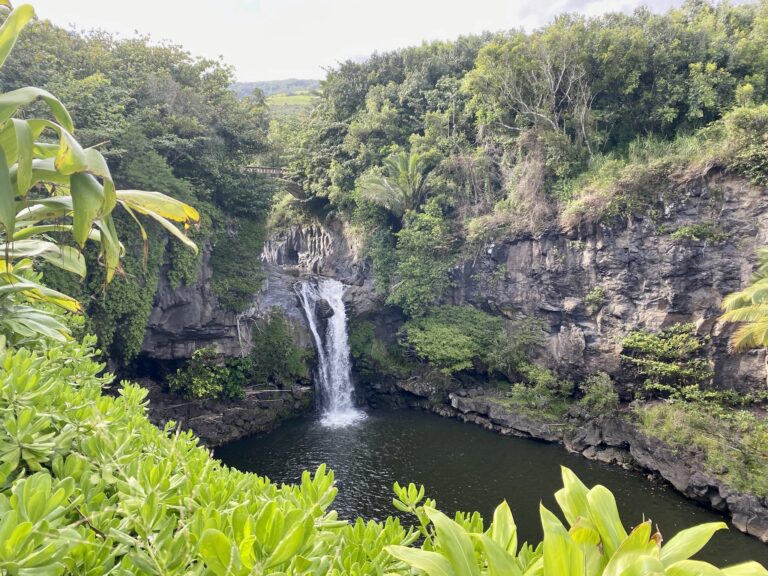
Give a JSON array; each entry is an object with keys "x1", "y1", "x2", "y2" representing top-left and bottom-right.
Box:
[
  {"x1": 473, "y1": 533, "x2": 522, "y2": 576},
  {"x1": 489, "y1": 500, "x2": 517, "y2": 553},
  {"x1": 0, "y1": 239, "x2": 85, "y2": 277},
  {"x1": 69, "y1": 173, "x2": 104, "y2": 247},
  {"x1": 425, "y1": 506, "x2": 481, "y2": 576},
  {"x1": 386, "y1": 545, "x2": 456, "y2": 576},
  {"x1": 0, "y1": 4, "x2": 34, "y2": 70},
  {"x1": 540, "y1": 505, "x2": 583, "y2": 576},
  {"x1": 199, "y1": 529, "x2": 233, "y2": 576},
  {"x1": 0, "y1": 88, "x2": 73, "y2": 133},
  {"x1": 666, "y1": 560, "x2": 724, "y2": 576},
  {"x1": 555, "y1": 467, "x2": 591, "y2": 527},
  {"x1": 0, "y1": 146, "x2": 13, "y2": 234},
  {"x1": 12, "y1": 118, "x2": 31, "y2": 195},
  {"x1": 721, "y1": 562, "x2": 768, "y2": 576},
  {"x1": 264, "y1": 518, "x2": 308, "y2": 569},
  {"x1": 586, "y1": 485, "x2": 627, "y2": 558},
  {"x1": 660, "y1": 523, "x2": 728, "y2": 566}
]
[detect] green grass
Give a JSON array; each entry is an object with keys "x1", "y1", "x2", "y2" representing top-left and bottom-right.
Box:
[
  {"x1": 267, "y1": 90, "x2": 319, "y2": 117},
  {"x1": 636, "y1": 401, "x2": 768, "y2": 498}
]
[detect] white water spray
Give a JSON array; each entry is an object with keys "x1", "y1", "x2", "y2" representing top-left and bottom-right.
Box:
[{"x1": 295, "y1": 278, "x2": 365, "y2": 428}]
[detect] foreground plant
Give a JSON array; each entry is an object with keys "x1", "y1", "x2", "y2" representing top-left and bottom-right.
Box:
[
  {"x1": 387, "y1": 468, "x2": 767, "y2": 576},
  {"x1": 0, "y1": 2, "x2": 199, "y2": 344},
  {"x1": 1, "y1": 338, "x2": 766, "y2": 574}
]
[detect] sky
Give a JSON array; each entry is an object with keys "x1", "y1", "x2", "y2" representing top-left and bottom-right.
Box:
[{"x1": 29, "y1": 0, "x2": 687, "y2": 82}]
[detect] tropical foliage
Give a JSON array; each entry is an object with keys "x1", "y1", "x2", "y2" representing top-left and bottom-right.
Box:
[
  {"x1": 0, "y1": 5, "x2": 273, "y2": 362},
  {"x1": 720, "y1": 248, "x2": 768, "y2": 352},
  {"x1": 0, "y1": 2, "x2": 198, "y2": 346},
  {"x1": 0, "y1": 338, "x2": 765, "y2": 575}
]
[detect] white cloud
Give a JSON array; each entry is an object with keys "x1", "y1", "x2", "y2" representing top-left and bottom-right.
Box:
[{"x1": 29, "y1": 0, "x2": 691, "y2": 81}]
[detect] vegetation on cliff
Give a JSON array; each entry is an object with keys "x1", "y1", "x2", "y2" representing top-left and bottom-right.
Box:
[
  {"x1": 0, "y1": 10, "x2": 275, "y2": 364},
  {"x1": 0, "y1": 0, "x2": 766, "y2": 571}
]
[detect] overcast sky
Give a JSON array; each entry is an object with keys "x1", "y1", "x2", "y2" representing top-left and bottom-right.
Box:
[{"x1": 30, "y1": 0, "x2": 690, "y2": 81}]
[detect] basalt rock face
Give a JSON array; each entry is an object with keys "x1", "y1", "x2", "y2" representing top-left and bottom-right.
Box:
[
  {"x1": 450, "y1": 174, "x2": 768, "y2": 391},
  {"x1": 142, "y1": 249, "x2": 248, "y2": 360},
  {"x1": 141, "y1": 379, "x2": 313, "y2": 447}
]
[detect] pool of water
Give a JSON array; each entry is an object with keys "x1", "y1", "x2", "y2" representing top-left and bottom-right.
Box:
[{"x1": 215, "y1": 408, "x2": 768, "y2": 566}]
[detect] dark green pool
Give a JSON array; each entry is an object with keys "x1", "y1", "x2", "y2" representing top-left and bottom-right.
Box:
[{"x1": 215, "y1": 408, "x2": 768, "y2": 566}]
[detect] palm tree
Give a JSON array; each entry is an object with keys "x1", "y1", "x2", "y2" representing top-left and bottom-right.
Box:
[
  {"x1": 359, "y1": 151, "x2": 430, "y2": 219},
  {"x1": 720, "y1": 248, "x2": 768, "y2": 352}
]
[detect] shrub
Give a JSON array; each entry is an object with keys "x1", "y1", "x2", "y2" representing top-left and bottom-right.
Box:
[
  {"x1": 168, "y1": 347, "x2": 247, "y2": 400},
  {"x1": 578, "y1": 372, "x2": 619, "y2": 416},
  {"x1": 584, "y1": 285, "x2": 607, "y2": 312},
  {"x1": 668, "y1": 222, "x2": 728, "y2": 243},
  {"x1": 486, "y1": 317, "x2": 548, "y2": 379},
  {"x1": 621, "y1": 323, "x2": 714, "y2": 398},
  {"x1": 0, "y1": 340, "x2": 764, "y2": 574},
  {"x1": 400, "y1": 305, "x2": 503, "y2": 374},
  {"x1": 250, "y1": 309, "x2": 312, "y2": 386},
  {"x1": 637, "y1": 401, "x2": 768, "y2": 498}
]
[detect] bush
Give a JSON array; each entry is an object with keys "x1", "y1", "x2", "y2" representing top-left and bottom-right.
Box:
[
  {"x1": 250, "y1": 309, "x2": 312, "y2": 386},
  {"x1": 668, "y1": 222, "x2": 728, "y2": 243},
  {"x1": 400, "y1": 305, "x2": 503, "y2": 374},
  {"x1": 349, "y1": 319, "x2": 414, "y2": 378},
  {"x1": 578, "y1": 372, "x2": 619, "y2": 416},
  {"x1": 168, "y1": 347, "x2": 247, "y2": 400},
  {"x1": 637, "y1": 401, "x2": 768, "y2": 498},
  {"x1": 0, "y1": 340, "x2": 763, "y2": 574},
  {"x1": 486, "y1": 317, "x2": 548, "y2": 379},
  {"x1": 621, "y1": 323, "x2": 713, "y2": 398}
]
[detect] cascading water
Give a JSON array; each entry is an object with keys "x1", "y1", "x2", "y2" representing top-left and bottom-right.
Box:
[{"x1": 295, "y1": 278, "x2": 365, "y2": 428}]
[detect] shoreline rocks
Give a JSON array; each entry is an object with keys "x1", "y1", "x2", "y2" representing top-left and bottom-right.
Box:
[
  {"x1": 396, "y1": 385, "x2": 768, "y2": 543},
  {"x1": 140, "y1": 379, "x2": 313, "y2": 447}
]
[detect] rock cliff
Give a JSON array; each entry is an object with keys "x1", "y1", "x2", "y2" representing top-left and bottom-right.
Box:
[{"x1": 451, "y1": 174, "x2": 768, "y2": 391}]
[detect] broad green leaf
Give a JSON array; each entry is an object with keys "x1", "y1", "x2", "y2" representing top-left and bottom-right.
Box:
[
  {"x1": 473, "y1": 533, "x2": 522, "y2": 576},
  {"x1": 660, "y1": 523, "x2": 728, "y2": 566},
  {"x1": 489, "y1": 500, "x2": 517, "y2": 553},
  {"x1": 619, "y1": 555, "x2": 668, "y2": 576},
  {"x1": 556, "y1": 467, "x2": 591, "y2": 526},
  {"x1": 0, "y1": 146, "x2": 12, "y2": 234},
  {"x1": 666, "y1": 560, "x2": 725, "y2": 576},
  {"x1": 265, "y1": 518, "x2": 308, "y2": 568},
  {"x1": 386, "y1": 545, "x2": 456, "y2": 576},
  {"x1": 603, "y1": 522, "x2": 658, "y2": 576},
  {"x1": 11, "y1": 118, "x2": 31, "y2": 195},
  {"x1": 199, "y1": 529, "x2": 233, "y2": 576},
  {"x1": 0, "y1": 4, "x2": 34, "y2": 70},
  {"x1": 587, "y1": 485, "x2": 628, "y2": 558},
  {"x1": 0, "y1": 239, "x2": 85, "y2": 277},
  {"x1": 70, "y1": 173, "x2": 104, "y2": 247},
  {"x1": 540, "y1": 505, "x2": 583, "y2": 576},
  {"x1": 0, "y1": 87, "x2": 73, "y2": 133},
  {"x1": 425, "y1": 506, "x2": 481, "y2": 576},
  {"x1": 722, "y1": 562, "x2": 768, "y2": 576}
]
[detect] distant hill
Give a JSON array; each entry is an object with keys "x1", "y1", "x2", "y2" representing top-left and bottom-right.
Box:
[{"x1": 231, "y1": 79, "x2": 320, "y2": 98}]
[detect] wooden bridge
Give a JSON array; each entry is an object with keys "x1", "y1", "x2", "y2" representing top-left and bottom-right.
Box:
[{"x1": 244, "y1": 165, "x2": 305, "y2": 198}]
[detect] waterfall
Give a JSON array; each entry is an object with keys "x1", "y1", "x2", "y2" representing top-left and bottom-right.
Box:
[{"x1": 295, "y1": 278, "x2": 365, "y2": 428}]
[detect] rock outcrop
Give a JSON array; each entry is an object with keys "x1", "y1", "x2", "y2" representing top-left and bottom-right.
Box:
[
  {"x1": 141, "y1": 379, "x2": 313, "y2": 446},
  {"x1": 451, "y1": 175, "x2": 768, "y2": 391}
]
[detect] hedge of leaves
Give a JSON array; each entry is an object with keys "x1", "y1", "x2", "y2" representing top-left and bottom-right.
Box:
[{"x1": 1, "y1": 337, "x2": 766, "y2": 575}]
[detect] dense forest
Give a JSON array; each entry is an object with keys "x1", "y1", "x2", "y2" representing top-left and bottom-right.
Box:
[
  {"x1": 0, "y1": 19, "x2": 278, "y2": 365},
  {"x1": 1, "y1": 0, "x2": 768, "y2": 573}
]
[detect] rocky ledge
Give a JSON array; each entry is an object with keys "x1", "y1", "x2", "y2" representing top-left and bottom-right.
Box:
[
  {"x1": 140, "y1": 379, "x2": 313, "y2": 446},
  {"x1": 394, "y1": 383, "x2": 768, "y2": 543}
]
